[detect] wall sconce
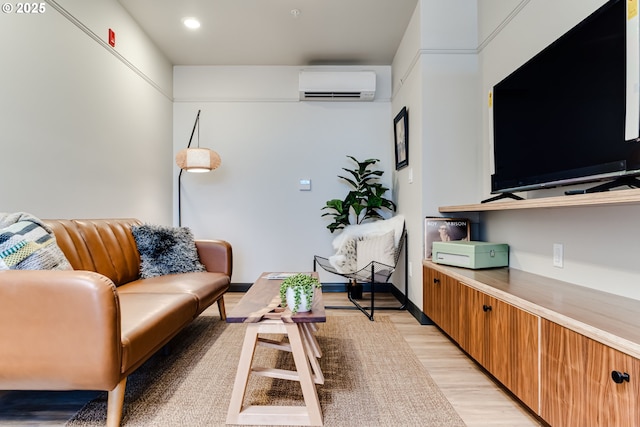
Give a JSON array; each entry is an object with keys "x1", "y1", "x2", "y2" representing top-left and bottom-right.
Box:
[{"x1": 176, "y1": 110, "x2": 221, "y2": 226}]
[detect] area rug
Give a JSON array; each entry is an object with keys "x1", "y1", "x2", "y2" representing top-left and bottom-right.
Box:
[{"x1": 66, "y1": 315, "x2": 466, "y2": 427}]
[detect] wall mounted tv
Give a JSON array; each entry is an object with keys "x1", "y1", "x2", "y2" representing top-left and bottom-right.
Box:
[{"x1": 489, "y1": 0, "x2": 640, "y2": 199}]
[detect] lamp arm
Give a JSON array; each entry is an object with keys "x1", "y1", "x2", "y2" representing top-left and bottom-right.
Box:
[
  {"x1": 186, "y1": 109, "x2": 201, "y2": 149},
  {"x1": 178, "y1": 169, "x2": 184, "y2": 227},
  {"x1": 178, "y1": 109, "x2": 200, "y2": 227}
]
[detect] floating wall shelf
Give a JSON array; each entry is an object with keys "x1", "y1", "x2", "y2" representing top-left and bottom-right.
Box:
[{"x1": 439, "y1": 188, "x2": 640, "y2": 213}]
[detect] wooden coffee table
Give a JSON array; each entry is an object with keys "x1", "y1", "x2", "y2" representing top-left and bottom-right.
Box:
[{"x1": 226, "y1": 272, "x2": 326, "y2": 426}]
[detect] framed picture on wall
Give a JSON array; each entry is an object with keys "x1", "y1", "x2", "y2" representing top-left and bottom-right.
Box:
[
  {"x1": 394, "y1": 106, "x2": 409, "y2": 170},
  {"x1": 424, "y1": 217, "x2": 470, "y2": 259}
]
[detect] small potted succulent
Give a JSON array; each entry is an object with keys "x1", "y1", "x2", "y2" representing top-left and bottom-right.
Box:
[{"x1": 279, "y1": 273, "x2": 322, "y2": 314}]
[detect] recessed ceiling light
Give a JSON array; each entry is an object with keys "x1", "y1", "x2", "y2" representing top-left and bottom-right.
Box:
[{"x1": 183, "y1": 17, "x2": 201, "y2": 29}]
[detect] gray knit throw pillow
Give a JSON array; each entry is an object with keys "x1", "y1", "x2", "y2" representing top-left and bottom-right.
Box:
[{"x1": 132, "y1": 224, "x2": 206, "y2": 279}]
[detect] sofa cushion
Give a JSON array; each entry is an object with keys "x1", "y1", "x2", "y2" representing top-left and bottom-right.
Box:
[
  {"x1": 328, "y1": 215, "x2": 404, "y2": 274},
  {"x1": 118, "y1": 292, "x2": 198, "y2": 376},
  {"x1": 356, "y1": 230, "x2": 396, "y2": 271},
  {"x1": 132, "y1": 224, "x2": 205, "y2": 279},
  {"x1": 0, "y1": 213, "x2": 72, "y2": 271},
  {"x1": 118, "y1": 271, "x2": 230, "y2": 316},
  {"x1": 45, "y1": 219, "x2": 143, "y2": 286}
]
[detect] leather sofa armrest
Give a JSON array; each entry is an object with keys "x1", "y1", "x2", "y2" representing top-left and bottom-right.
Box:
[
  {"x1": 0, "y1": 270, "x2": 122, "y2": 390},
  {"x1": 195, "y1": 239, "x2": 233, "y2": 278}
]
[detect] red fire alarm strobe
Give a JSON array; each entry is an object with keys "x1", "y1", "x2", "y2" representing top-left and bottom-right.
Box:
[{"x1": 108, "y1": 29, "x2": 116, "y2": 47}]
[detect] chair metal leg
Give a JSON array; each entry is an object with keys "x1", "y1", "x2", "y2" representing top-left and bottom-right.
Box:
[
  {"x1": 344, "y1": 263, "x2": 374, "y2": 320},
  {"x1": 315, "y1": 231, "x2": 409, "y2": 321}
]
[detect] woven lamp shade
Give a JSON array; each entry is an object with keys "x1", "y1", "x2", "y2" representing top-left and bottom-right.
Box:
[{"x1": 176, "y1": 148, "x2": 221, "y2": 173}]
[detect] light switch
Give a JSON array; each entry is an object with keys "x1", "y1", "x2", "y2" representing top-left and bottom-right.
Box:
[{"x1": 299, "y1": 179, "x2": 311, "y2": 191}]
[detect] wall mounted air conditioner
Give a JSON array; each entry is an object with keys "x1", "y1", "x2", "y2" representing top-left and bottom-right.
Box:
[{"x1": 299, "y1": 70, "x2": 376, "y2": 101}]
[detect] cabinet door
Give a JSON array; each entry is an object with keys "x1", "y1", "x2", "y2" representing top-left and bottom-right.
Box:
[
  {"x1": 459, "y1": 284, "x2": 487, "y2": 365},
  {"x1": 463, "y1": 292, "x2": 516, "y2": 388},
  {"x1": 485, "y1": 296, "x2": 511, "y2": 389},
  {"x1": 507, "y1": 303, "x2": 539, "y2": 412},
  {"x1": 541, "y1": 319, "x2": 640, "y2": 427},
  {"x1": 440, "y1": 276, "x2": 461, "y2": 343},
  {"x1": 422, "y1": 266, "x2": 461, "y2": 341},
  {"x1": 423, "y1": 266, "x2": 442, "y2": 326},
  {"x1": 461, "y1": 284, "x2": 539, "y2": 412},
  {"x1": 585, "y1": 339, "x2": 640, "y2": 426},
  {"x1": 490, "y1": 299, "x2": 539, "y2": 412}
]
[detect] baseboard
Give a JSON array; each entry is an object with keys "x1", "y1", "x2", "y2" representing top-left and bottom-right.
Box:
[
  {"x1": 409, "y1": 303, "x2": 433, "y2": 325},
  {"x1": 229, "y1": 283, "x2": 253, "y2": 292}
]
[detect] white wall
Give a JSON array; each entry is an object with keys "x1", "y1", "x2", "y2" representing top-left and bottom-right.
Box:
[
  {"x1": 479, "y1": 0, "x2": 640, "y2": 300},
  {"x1": 8, "y1": 0, "x2": 632, "y2": 307},
  {"x1": 173, "y1": 66, "x2": 395, "y2": 284},
  {"x1": 0, "y1": 0, "x2": 173, "y2": 223},
  {"x1": 392, "y1": 2, "x2": 424, "y2": 307},
  {"x1": 392, "y1": 0, "x2": 481, "y2": 310}
]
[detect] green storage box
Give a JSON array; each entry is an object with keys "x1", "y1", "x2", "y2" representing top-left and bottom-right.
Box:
[{"x1": 432, "y1": 241, "x2": 509, "y2": 269}]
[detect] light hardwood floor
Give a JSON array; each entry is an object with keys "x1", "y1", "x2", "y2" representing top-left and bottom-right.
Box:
[
  {"x1": 317, "y1": 292, "x2": 544, "y2": 427},
  {"x1": 0, "y1": 291, "x2": 544, "y2": 426}
]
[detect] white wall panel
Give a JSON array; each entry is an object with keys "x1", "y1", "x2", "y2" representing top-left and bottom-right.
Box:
[
  {"x1": 0, "y1": 1, "x2": 173, "y2": 223},
  {"x1": 479, "y1": 0, "x2": 640, "y2": 300},
  {"x1": 174, "y1": 66, "x2": 393, "y2": 283}
]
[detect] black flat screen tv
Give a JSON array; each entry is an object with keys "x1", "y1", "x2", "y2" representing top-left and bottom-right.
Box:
[{"x1": 490, "y1": 0, "x2": 640, "y2": 196}]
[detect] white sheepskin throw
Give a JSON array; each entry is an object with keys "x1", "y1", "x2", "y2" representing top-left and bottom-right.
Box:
[
  {"x1": 328, "y1": 215, "x2": 404, "y2": 274},
  {"x1": 327, "y1": 238, "x2": 357, "y2": 274},
  {"x1": 332, "y1": 215, "x2": 405, "y2": 252}
]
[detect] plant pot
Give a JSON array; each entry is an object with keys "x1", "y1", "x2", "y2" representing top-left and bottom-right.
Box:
[{"x1": 286, "y1": 287, "x2": 312, "y2": 313}]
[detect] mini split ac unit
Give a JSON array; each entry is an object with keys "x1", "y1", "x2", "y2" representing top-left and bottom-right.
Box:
[{"x1": 299, "y1": 70, "x2": 376, "y2": 101}]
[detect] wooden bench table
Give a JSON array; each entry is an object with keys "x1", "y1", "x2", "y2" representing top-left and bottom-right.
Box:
[{"x1": 226, "y1": 272, "x2": 326, "y2": 426}]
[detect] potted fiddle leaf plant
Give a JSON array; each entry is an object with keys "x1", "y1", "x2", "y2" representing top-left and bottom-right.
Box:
[
  {"x1": 321, "y1": 155, "x2": 396, "y2": 299},
  {"x1": 321, "y1": 155, "x2": 396, "y2": 233},
  {"x1": 279, "y1": 273, "x2": 322, "y2": 314}
]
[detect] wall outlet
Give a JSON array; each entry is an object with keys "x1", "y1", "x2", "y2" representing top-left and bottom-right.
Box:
[{"x1": 553, "y1": 243, "x2": 564, "y2": 268}]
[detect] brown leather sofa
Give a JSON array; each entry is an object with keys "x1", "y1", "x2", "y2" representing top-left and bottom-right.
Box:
[{"x1": 0, "y1": 218, "x2": 232, "y2": 427}]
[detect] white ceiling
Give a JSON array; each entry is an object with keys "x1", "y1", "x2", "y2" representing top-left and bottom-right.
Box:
[{"x1": 118, "y1": 0, "x2": 419, "y2": 66}]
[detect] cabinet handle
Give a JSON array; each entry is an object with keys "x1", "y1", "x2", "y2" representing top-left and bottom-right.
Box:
[
  {"x1": 611, "y1": 371, "x2": 630, "y2": 384},
  {"x1": 433, "y1": 278, "x2": 440, "y2": 284},
  {"x1": 482, "y1": 304, "x2": 492, "y2": 312}
]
